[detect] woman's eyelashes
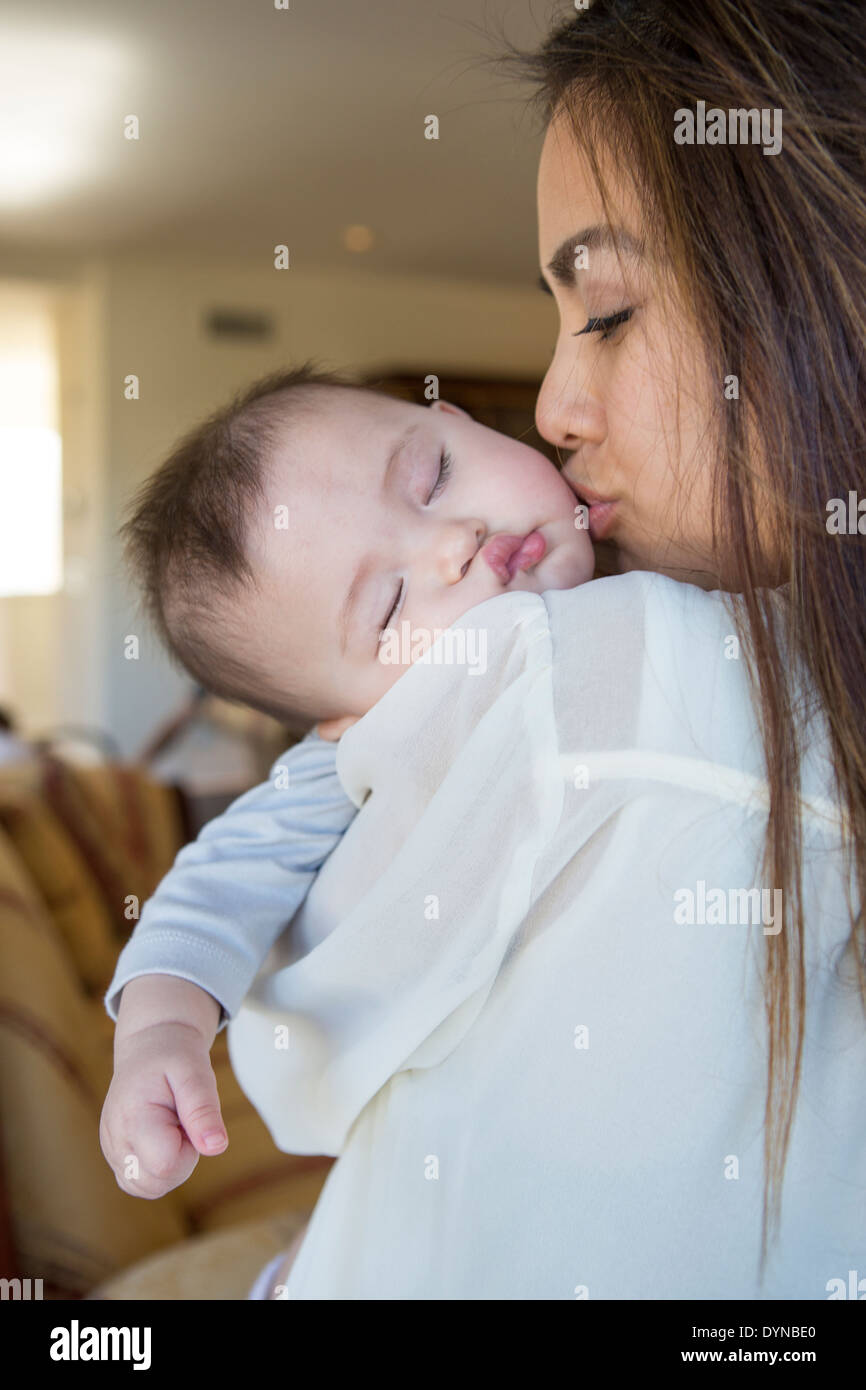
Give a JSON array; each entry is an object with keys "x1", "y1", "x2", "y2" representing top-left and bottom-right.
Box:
[
  {"x1": 427, "y1": 446, "x2": 453, "y2": 502},
  {"x1": 573, "y1": 307, "x2": 633, "y2": 341}
]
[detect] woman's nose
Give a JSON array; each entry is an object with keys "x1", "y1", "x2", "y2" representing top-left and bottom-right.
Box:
[
  {"x1": 535, "y1": 341, "x2": 605, "y2": 456},
  {"x1": 434, "y1": 519, "x2": 485, "y2": 584}
]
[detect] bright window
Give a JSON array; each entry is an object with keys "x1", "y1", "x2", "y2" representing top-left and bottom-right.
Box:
[{"x1": 0, "y1": 283, "x2": 62, "y2": 595}]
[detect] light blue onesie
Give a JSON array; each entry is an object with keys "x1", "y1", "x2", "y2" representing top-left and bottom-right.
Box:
[{"x1": 103, "y1": 730, "x2": 357, "y2": 1031}]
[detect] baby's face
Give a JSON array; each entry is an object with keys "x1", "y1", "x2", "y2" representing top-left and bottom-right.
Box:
[{"x1": 246, "y1": 389, "x2": 594, "y2": 721}]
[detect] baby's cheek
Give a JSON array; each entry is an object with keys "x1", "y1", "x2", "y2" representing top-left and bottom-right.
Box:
[
  {"x1": 371, "y1": 640, "x2": 414, "y2": 693},
  {"x1": 524, "y1": 460, "x2": 562, "y2": 502},
  {"x1": 574, "y1": 527, "x2": 596, "y2": 578},
  {"x1": 493, "y1": 449, "x2": 553, "y2": 498},
  {"x1": 546, "y1": 531, "x2": 595, "y2": 589}
]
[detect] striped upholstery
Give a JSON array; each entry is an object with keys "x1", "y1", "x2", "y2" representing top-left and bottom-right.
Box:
[{"x1": 0, "y1": 771, "x2": 119, "y2": 993}]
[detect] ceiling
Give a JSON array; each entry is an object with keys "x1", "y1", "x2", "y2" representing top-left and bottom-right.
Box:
[{"x1": 0, "y1": 0, "x2": 566, "y2": 285}]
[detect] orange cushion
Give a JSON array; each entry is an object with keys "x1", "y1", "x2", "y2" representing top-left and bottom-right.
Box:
[
  {"x1": 0, "y1": 828, "x2": 189, "y2": 1296},
  {"x1": 37, "y1": 756, "x2": 182, "y2": 937},
  {"x1": 0, "y1": 776, "x2": 119, "y2": 994}
]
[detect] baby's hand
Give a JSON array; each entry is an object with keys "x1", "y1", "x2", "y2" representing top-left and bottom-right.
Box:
[{"x1": 100, "y1": 1021, "x2": 228, "y2": 1199}]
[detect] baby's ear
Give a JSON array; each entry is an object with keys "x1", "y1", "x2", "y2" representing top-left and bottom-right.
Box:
[
  {"x1": 428, "y1": 399, "x2": 472, "y2": 420},
  {"x1": 315, "y1": 714, "x2": 361, "y2": 742}
]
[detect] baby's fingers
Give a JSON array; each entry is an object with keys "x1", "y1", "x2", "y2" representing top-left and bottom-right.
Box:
[
  {"x1": 116, "y1": 1103, "x2": 201, "y2": 1198},
  {"x1": 168, "y1": 1059, "x2": 228, "y2": 1157}
]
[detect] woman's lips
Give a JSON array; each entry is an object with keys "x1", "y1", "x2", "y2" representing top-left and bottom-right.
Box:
[
  {"x1": 586, "y1": 500, "x2": 616, "y2": 542},
  {"x1": 480, "y1": 530, "x2": 547, "y2": 583},
  {"x1": 573, "y1": 485, "x2": 618, "y2": 542}
]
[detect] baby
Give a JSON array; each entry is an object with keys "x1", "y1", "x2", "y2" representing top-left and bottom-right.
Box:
[{"x1": 99, "y1": 363, "x2": 595, "y2": 1291}]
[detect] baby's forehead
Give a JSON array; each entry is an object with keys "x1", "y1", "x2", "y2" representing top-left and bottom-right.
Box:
[
  {"x1": 266, "y1": 386, "x2": 418, "y2": 478},
  {"x1": 304, "y1": 384, "x2": 412, "y2": 432}
]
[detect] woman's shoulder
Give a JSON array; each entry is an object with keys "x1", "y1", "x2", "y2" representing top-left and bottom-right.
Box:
[
  {"x1": 543, "y1": 569, "x2": 743, "y2": 675},
  {"x1": 545, "y1": 567, "x2": 736, "y2": 622},
  {"x1": 543, "y1": 570, "x2": 764, "y2": 777},
  {"x1": 544, "y1": 572, "x2": 844, "y2": 833}
]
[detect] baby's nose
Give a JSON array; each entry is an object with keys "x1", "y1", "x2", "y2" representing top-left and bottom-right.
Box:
[{"x1": 436, "y1": 520, "x2": 485, "y2": 584}]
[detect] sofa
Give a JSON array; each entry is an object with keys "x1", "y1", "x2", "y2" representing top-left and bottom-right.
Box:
[{"x1": 0, "y1": 749, "x2": 333, "y2": 1300}]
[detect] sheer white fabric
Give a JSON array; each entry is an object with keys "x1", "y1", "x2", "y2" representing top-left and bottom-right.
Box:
[{"x1": 228, "y1": 570, "x2": 863, "y2": 1299}]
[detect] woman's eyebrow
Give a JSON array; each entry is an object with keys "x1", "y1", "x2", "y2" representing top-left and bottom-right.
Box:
[{"x1": 544, "y1": 223, "x2": 646, "y2": 289}]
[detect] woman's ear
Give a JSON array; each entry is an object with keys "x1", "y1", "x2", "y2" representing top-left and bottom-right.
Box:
[{"x1": 428, "y1": 399, "x2": 472, "y2": 420}]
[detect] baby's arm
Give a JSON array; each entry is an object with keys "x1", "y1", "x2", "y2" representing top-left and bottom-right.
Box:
[{"x1": 99, "y1": 727, "x2": 358, "y2": 1198}]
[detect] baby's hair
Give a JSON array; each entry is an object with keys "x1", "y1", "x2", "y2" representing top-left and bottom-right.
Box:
[{"x1": 120, "y1": 362, "x2": 369, "y2": 727}]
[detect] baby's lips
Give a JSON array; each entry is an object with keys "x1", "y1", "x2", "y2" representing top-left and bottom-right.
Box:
[
  {"x1": 480, "y1": 534, "x2": 522, "y2": 581},
  {"x1": 513, "y1": 530, "x2": 546, "y2": 572},
  {"x1": 480, "y1": 531, "x2": 546, "y2": 582}
]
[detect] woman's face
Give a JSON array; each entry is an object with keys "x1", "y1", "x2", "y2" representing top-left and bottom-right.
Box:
[{"x1": 535, "y1": 111, "x2": 720, "y2": 587}]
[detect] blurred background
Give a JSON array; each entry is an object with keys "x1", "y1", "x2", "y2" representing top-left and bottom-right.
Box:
[
  {"x1": 0, "y1": 0, "x2": 564, "y2": 796},
  {"x1": 0, "y1": 0, "x2": 575, "y2": 1298}
]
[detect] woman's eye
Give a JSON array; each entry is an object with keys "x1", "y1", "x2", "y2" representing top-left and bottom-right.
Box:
[
  {"x1": 573, "y1": 308, "x2": 633, "y2": 341},
  {"x1": 427, "y1": 447, "x2": 453, "y2": 502}
]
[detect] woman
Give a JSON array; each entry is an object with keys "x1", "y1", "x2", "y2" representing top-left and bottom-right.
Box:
[
  {"x1": 525, "y1": 0, "x2": 865, "y2": 1263},
  {"x1": 251, "y1": 0, "x2": 864, "y2": 1298}
]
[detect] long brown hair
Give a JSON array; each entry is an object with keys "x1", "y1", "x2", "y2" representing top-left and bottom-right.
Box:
[{"x1": 507, "y1": 0, "x2": 866, "y2": 1266}]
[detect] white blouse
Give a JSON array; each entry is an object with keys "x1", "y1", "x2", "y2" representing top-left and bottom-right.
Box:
[{"x1": 228, "y1": 569, "x2": 864, "y2": 1299}]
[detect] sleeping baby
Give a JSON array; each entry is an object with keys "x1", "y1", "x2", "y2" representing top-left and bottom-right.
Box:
[{"x1": 99, "y1": 363, "x2": 595, "y2": 1270}]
